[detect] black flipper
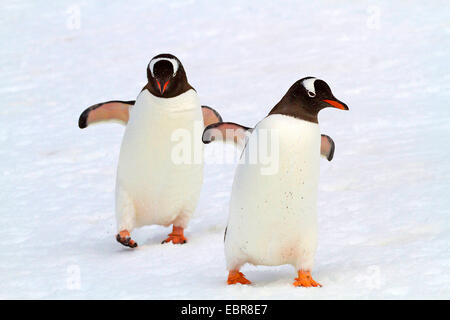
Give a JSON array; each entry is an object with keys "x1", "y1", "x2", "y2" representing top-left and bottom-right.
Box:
[
  {"x1": 321, "y1": 134, "x2": 335, "y2": 161},
  {"x1": 78, "y1": 100, "x2": 135, "y2": 129},
  {"x1": 201, "y1": 105, "x2": 223, "y2": 127},
  {"x1": 202, "y1": 122, "x2": 252, "y2": 146}
]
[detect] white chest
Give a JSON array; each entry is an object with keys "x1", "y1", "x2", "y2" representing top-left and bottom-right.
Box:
[
  {"x1": 232, "y1": 114, "x2": 321, "y2": 211},
  {"x1": 226, "y1": 114, "x2": 321, "y2": 267},
  {"x1": 116, "y1": 89, "x2": 204, "y2": 223}
]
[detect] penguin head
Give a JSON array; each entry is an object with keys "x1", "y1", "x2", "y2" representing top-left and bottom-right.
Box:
[
  {"x1": 146, "y1": 54, "x2": 190, "y2": 98},
  {"x1": 289, "y1": 77, "x2": 349, "y2": 114}
]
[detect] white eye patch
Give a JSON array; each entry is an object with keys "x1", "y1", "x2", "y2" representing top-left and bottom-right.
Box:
[
  {"x1": 302, "y1": 77, "x2": 318, "y2": 96},
  {"x1": 149, "y1": 57, "x2": 179, "y2": 77}
]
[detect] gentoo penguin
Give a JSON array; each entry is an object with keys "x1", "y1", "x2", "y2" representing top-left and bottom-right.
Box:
[
  {"x1": 202, "y1": 77, "x2": 348, "y2": 286},
  {"x1": 79, "y1": 53, "x2": 222, "y2": 248}
]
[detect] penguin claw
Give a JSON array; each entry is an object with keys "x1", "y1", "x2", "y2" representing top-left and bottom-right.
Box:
[
  {"x1": 227, "y1": 271, "x2": 251, "y2": 285},
  {"x1": 116, "y1": 231, "x2": 138, "y2": 248},
  {"x1": 161, "y1": 235, "x2": 187, "y2": 244},
  {"x1": 161, "y1": 226, "x2": 187, "y2": 245},
  {"x1": 293, "y1": 270, "x2": 321, "y2": 287}
]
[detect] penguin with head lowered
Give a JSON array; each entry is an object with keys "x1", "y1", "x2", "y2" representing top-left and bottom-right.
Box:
[
  {"x1": 202, "y1": 77, "x2": 348, "y2": 286},
  {"x1": 79, "y1": 53, "x2": 222, "y2": 248}
]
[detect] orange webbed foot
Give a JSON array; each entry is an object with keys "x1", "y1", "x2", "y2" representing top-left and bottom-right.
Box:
[
  {"x1": 116, "y1": 230, "x2": 138, "y2": 248},
  {"x1": 293, "y1": 270, "x2": 321, "y2": 287},
  {"x1": 227, "y1": 270, "x2": 251, "y2": 285},
  {"x1": 162, "y1": 226, "x2": 187, "y2": 244}
]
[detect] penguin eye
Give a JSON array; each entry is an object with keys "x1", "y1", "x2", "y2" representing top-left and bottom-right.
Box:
[{"x1": 307, "y1": 91, "x2": 316, "y2": 98}]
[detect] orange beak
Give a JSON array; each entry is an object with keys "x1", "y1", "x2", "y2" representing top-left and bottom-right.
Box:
[
  {"x1": 156, "y1": 80, "x2": 162, "y2": 93},
  {"x1": 156, "y1": 79, "x2": 170, "y2": 94},
  {"x1": 162, "y1": 80, "x2": 170, "y2": 94},
  {"x1": 322, "y1": 99, "x2": 349, "y2": 110}
]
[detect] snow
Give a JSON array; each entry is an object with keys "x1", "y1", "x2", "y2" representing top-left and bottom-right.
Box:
[{"x1": 1, "y1": 0, "x2": 449, "y2": 299}]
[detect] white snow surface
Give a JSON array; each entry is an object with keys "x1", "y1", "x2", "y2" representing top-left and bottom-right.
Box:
[{"x1": 1, "y1": 0, "x2": 449, "y2": 299}]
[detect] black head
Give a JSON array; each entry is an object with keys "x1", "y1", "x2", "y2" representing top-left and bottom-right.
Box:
[
  {"x1": 269, "y1": 77, "x2": 349, "y2": 123},
  {"x1": 144, "y1": 53, "x2": 193, "y2": 98}
]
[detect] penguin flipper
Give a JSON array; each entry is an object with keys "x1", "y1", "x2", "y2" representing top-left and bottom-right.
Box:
[
  {"x1": 201, "y1": 105, "x2": 223, "y2": 127},
  {"x1": 321, "y1": 134, "x2": 335, "y2": 161},
  {"x1": 78, "y1": 100, "x2": 135, "y2": 129},
  {"x1": 202, "y1": 122, "x2": 252, "y2": 146}
]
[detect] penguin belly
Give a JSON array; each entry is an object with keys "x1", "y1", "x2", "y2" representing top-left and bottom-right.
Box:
[
  {"x1": 225, "y1": 114, "x2": 320, "y2": 271},
  {"x1": 115, "y1": 89, "x2": 204, "y2": 230}
]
